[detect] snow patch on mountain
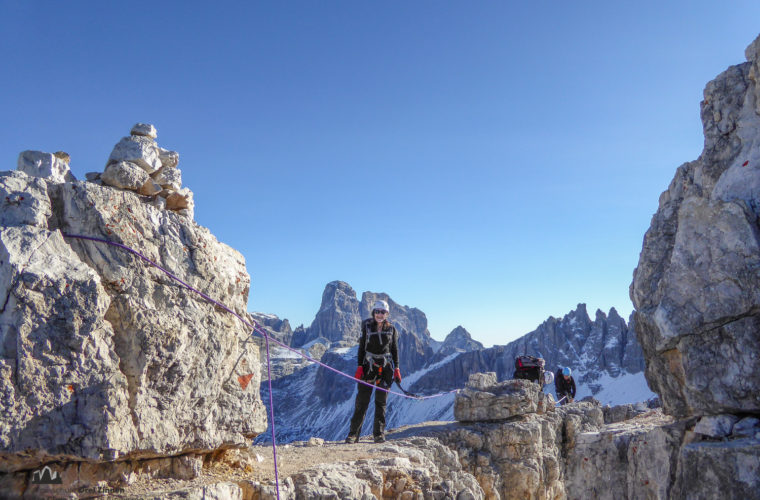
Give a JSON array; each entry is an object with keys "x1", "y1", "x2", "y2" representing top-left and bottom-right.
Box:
[{"x1": 577, "y1": 371, "x2": 656, "y2": 406}]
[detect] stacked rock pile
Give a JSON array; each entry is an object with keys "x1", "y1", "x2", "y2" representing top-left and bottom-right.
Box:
[
  {"x1": 453, "y1": 372, "x2": 556, "y2": 422},
  {"x1": 90, "y1": 123, "x2": 193, "y2": 219}
]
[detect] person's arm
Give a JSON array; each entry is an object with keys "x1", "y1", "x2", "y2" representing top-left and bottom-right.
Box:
[
  {"x1": 391, "y1": 326, "x2": 401, "y2": 382},
  {"x1": 390, "y1": 326, "x2": 399, "y2": 368},
  {"x1": 357, "y1": 321, "x2": 367, "y2": 366},
  {"x1": 570, "y1": 378, "x2": 576, "y2": 398},
  {"x1": 355, "y1": 321, "x2": 367, "y2": 379}
]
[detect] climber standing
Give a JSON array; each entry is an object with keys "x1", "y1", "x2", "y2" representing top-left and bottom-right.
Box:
[
  {"x1": 345, "y1": 300, "x2": 401, "y2": 444},
  {"x1": 555, "y1": 367, "x2": 576, "y2": 405}
]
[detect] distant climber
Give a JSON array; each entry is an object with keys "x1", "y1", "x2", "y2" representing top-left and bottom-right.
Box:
[
  {"x1": 555, "y1": 367, "x2": 576, "y2": 405},
  {"x1": 345, "y1": 300, "x2": 401, "y2": 444}
]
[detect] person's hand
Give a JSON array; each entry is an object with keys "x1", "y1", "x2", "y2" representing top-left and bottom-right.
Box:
[
  {"x1": 354, "y1": 366, "x2": 364, "y2": 380},
  {"x1": 394, "y1": 368, "x2": 402, "y2": 383}
]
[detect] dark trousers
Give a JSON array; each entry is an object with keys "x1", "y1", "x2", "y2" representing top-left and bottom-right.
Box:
[{"x1": 347, "y1": 381, "x2": 388, "y2": 439}]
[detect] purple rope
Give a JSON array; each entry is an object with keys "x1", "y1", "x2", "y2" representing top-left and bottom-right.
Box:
[
  {"x1": 263, "y1": 328, "x2": 280, "y2": 496},
  {"x1": 62, "y1": 233, "x2": 459, "y2": 495}
]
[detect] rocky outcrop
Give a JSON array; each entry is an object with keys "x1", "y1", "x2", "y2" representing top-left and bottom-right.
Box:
[
  {"x1": 17, "y1": 150, "x2": 75, "y2": 184},
  {"x1": 250, "y1": 312, "x2": 293, "y2": 346},
  {"x1": 292, "y1": 281, "x2": 361, "y2": 347},
  {"x1": 631, "y1": 35, "x2": 760, "y2": 419},
  {"x1": 622, "y1": 34, "x2": 760, "y2": 499},
  {"x1": 0, "y1": 127, "x2": 267, "y2": 488},
  {"x1": 256, "y1": 438, "x2": 484, "y2": 500},
  {"x1": 565, "y1": 411, "x2": 685, "y2": 499},
  {"x1": 454, "y1": 373, "x2": 555, "y2": 422}
]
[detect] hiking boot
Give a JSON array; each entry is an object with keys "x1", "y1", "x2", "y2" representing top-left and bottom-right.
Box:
[
  {"x1": 345, "y1": 435, "x2": 358, "y2": 444},
  {"x1": 373, "y1": 435, "x2": 385, "y2": 443}
]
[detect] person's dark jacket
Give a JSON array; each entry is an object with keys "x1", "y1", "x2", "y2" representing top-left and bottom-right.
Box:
[
  {"x1": 555, "y1": 370, "x2": 576, "y2": 398},
  {"x1": 357, "y1": 318, "x2": 399, "y2": 368}
]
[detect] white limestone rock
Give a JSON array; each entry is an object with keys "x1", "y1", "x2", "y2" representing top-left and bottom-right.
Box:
[
  {"x1": 631, "y1": 34, "x2": 760, "y2": 418},
  {"x1": 101, "y1": 160, "x2": 150, "y2": 191},
  {"x1": 694, "y1": 414, "x2": 740, "y2": 438},
  {"x1": 166, "y1": 187, "x2": 194, "y2": 219},
  {"x1": 0, "y1": 224, "x2": 135, "y2": 472},
  {"x1": 159, "y1": 147, "x2": 180, "y2": 169},
  {"x1": 733, "y1": 417, "x2": 760, "y2": 438},
  {"x1": 565, "y1": 410, "x2": 684, "y2": 500},
  {"x1": 251, "y1": 438, "x2": 484, "y2": 500},
  {"x1": 152, "y1": 166, "x2": 182, "y2": 190},
  {"x1": 465, "y1": 371, "x2": 498, "y2": 390},
  {"x1": 17, "y1": 150, "x2": 75, "y2": 184},
  {"x1": 454, "y1": 376, "x2": 545, "y2": 421},
  {"x1": 107, "y1": 135, "x2": 162, "y2": 174},
  {"x1": 0, "y1": 171, "x2": 51, "y2": 228},
  {"x1": 130, "y1": 123, "x2": 157, "y2": 139},
  {"x1": 433, "y1": 406, "x2": 601, "y2": 500},
  {"x1": 138, "y1": 179, "x2": 162, "y2": 196},
  {"x1": 674, "y1": 438, "x2": 760, "y2": 499},
  {"x1": 0, "y1": 173, "x2": 267, "y2": 473}
]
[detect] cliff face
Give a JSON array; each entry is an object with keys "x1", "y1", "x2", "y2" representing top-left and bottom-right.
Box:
[
  {"x1": 0, "y1": 125, "x2": 267, "y2": 478},
  {"x1": 631, "y1": 35, "x2": 760, "y2": 419}
]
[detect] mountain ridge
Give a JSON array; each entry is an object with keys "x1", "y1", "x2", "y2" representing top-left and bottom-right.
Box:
[{"x1": 254, "y1": 283, "x2": 652, "y2": 443}]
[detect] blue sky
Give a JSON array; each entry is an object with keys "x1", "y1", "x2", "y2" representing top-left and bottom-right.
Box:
[{"x1": 2, "y1": 2, "x2": 759, "y2": 347}]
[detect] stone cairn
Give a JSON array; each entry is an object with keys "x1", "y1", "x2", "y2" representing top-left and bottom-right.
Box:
[{"x1": 88, "y1": 123, "x2": 193, "y2": 219}]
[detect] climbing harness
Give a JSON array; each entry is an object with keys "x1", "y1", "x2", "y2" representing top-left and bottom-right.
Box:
[{"x1": 61, "y1": 233, "x2": 458, "y2": 499}]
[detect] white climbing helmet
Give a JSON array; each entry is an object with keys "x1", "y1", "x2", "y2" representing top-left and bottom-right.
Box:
[
  {"x1": 543, "y1": 370, "x2": 554, "y2": 385},
  {"x1": 372, "y1": 300, "x2": 389, "y2": 313}
]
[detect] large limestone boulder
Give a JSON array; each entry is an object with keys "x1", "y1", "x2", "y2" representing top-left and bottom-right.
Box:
[
  {"x1": 565, "y1": 410, "x2": 685, "y2": 500},
  {"x1": 631, "y1": 34, "x2": 760, "y2": 418},
  {"x1": 454, "y1": 373, "x2": 554, "y2": 422},
  {"x1": 673, "y1": 438, "x2": 760, "y2": 499},
  {"x1": 0, "y1": 170, "x2": 267, "y2": 474},
  {"x1": 107, "y1": 135, "x2": 162, "y2": 174},
  {"x1": 0, "y1": 171, "x2": 52, "y2": 228},
  {"x1": 101, "y1": 160, "x2": 150, "y2": 190}
]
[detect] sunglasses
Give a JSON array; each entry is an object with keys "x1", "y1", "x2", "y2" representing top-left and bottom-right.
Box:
[{"x1": 373, "y1": 310, "x2": 388, "y2": 315}]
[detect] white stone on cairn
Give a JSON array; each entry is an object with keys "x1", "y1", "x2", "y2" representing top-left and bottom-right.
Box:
[
  {"x1": 130, "y1": 123, "x2": 157, "y2": 139},
  {"x1": 101, "y1": 161, "x2": 150, "y2": 191},
  {"x1": 107, "y1": 135, "x2": 162, "y2": 174}
]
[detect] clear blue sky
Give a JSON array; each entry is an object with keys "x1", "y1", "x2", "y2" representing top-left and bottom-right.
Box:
[{"x1": 2, "y1": 2, "x2": 759, "y2": 347}]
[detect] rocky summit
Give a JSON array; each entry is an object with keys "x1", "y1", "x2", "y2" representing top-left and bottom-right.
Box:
[{"x1": 3, "y1": 33, "x2": 760, "y2": 500}]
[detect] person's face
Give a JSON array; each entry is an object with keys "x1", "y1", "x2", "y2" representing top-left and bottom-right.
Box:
[
  {"x1": 373, "y1": 309, "x2": 388, "y2": 321},
  {"x1": 564, "y1": 375, "x2": 570, "y2": 380}
]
